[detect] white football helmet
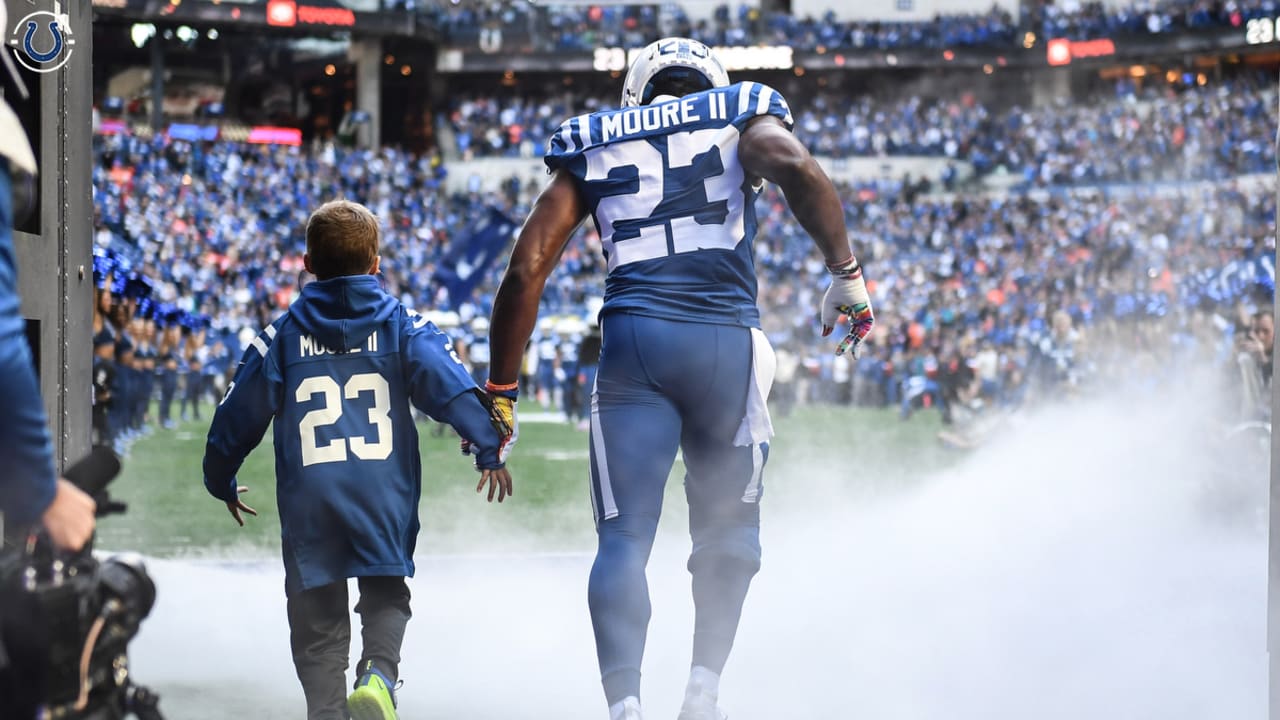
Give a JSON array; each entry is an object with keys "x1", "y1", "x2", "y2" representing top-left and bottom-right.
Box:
[{"x1": 620, "y1": 38, "x2": 730, "y2": 108}]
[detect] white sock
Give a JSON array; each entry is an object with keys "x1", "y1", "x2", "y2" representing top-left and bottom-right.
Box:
[
  {"x1": 686, "y1": 665, "x2": 721, "y2": 700},
  {"x1": 609, "y1": 696, "x2": 641, "y2": 720}
]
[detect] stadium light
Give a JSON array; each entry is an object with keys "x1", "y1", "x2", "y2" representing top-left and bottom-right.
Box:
[
  {"x1": 1046, "y1": 39, "x2": 1071, "y2": 66},
  {"x1": 175, "y1": 25, "x2": 196, "y2": 42},
  {"x1": 130, "y1": 23, "x2": 156, "y2": 48},
  {"x1": 207, "y1": 28, "x2": 219, "y2": 40}
]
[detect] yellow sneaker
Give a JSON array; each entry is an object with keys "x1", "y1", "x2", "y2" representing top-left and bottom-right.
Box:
[{"x1": 347, "y1": 662, "x2": 399, "y2": 720}]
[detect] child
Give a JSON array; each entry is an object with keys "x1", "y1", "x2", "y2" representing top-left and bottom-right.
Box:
[{"x1": 201, "y1": 200, "x2": 514, "y2": 720}]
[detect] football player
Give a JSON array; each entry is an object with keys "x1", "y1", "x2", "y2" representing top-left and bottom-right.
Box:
[{"x1": 485, "y1": 39, "x2": 874, "y2": 720}]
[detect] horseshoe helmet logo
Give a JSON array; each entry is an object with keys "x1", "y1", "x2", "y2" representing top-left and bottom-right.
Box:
[{"x1": 8, "y1": 11, "x2": 76, "y2": 74}]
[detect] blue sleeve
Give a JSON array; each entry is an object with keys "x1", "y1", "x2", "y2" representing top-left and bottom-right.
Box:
[
  {"x1": 0, "y1": 337, "x2": 56, "y2": 526},
  {"x1": 201, "y1": 327, "x2": 281, "y2": 503},
  {"x1": 441, "y1": 391, "x2": 504, "y2": 469},
  {"x1": 401, "y1": 309, "x2": 479, "y2": 418},
  {"x1": 0, "y1": 158, "x2": 56, "y2": 527},
  {"x1": 544, "y1": 115, "x2": 588, "y2": 173},
  {"x1": 730, "y1": 82, "x2": 794, "y2": 132}
]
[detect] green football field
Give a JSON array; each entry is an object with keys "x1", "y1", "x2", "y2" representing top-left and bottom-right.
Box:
[{"x1": 97, "y1": 402, "x2": 948, "y2": 558}]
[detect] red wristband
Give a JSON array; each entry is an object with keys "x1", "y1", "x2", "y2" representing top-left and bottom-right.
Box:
[
  {"x1": 827, "y1": 256, "x2": 861, "y2": 279},
  {"x1": 485, "y1": 380, "x2": 518, "y2": 392}
]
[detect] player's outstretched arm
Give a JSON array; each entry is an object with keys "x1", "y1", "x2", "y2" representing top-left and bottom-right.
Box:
[
  {"x1": 488, "y1": 170, "x2": 587, "y2": 387},
  {"x1": 739, "y1": 115, "x2": 850, "y2": 265},
  {"x1": 739, "y1": 116, "x2": 875, "y2": 356},
  {"x1": 402, "y1": 317, "x2": 514, "y2": 502}
]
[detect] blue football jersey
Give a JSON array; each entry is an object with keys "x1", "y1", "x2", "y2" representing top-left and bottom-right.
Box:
[
  {"x1": 545, "y1": 81, "x2": 794, "y2": 328},
  {"x1": 203, "y1": 275, "x2": 479, "y2": 594},
  {"x1": 0, "y1": 159, "x2": 56, "y2": 527}
]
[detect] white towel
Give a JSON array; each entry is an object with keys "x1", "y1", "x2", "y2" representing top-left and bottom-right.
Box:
[{"x1": 733, "y1": 328, "x2": 777, "y2": 447}]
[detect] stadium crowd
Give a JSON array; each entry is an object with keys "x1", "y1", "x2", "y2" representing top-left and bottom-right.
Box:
[
  {"x1": 433, "y1": 2, "x2": 1017, "y2": 53},
  {"x1": 446, "y1": 77, "x2": 1278, "y2": 188},
  {"x1": 429, "y1": 0, "x2": 1268, "y2": 53},
  {"x1": 88, "y1": 72, "x2": 1275, "y2": 449},
  {"x1": 1030, "y1": 0, "x2": 1280, "y2": 41}
]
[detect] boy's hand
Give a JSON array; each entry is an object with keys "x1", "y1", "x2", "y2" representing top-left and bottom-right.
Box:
[
  {"x1": 227, "y1": 485, "x2": 258, "y2": 526},
  {"x1": 476, "y1": 467, "x2": 513, "y2": 503}
]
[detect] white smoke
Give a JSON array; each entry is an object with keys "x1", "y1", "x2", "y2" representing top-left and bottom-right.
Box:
[{"x1": 129, "y1": 374, "x2": 1267, "y2": 719}]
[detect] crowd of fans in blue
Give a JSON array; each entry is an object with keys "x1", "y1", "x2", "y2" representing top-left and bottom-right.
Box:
[
  {"x1": 88, "y1": 72, "x2": 1276, "y2": 449},
  {"x1": 449, "y1": 75, "x2": 1277, "y2": 186},
  {"x1": 429, "y1": 0, "x2": 1275, "y2": 53}
]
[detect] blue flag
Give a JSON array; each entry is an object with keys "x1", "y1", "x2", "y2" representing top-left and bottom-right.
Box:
[{"x1": 433, "y1": 207, "x2": 516, "y2": 310}]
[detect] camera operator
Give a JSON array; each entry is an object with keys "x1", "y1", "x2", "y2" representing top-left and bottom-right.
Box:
[{"x1": 0, "y1": 81, "x2": 98, "y2": 719}]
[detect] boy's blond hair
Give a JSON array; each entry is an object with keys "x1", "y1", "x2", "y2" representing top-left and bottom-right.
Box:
[{"x1": 305, "y1": 200, "x2": 380, "y2": 280}]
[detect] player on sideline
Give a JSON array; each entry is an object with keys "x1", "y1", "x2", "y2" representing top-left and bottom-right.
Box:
[
  {"x1": 485, "y1": 39, "x2": 874, "y2": 720},
  {"x1": 201, "y1": 200, "x2": 514, "y2": 720}
]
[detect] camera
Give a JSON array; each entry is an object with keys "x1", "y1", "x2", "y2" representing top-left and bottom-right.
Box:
[{"x1": 0, "y1": 448, "x2": 164, "y2": 720}]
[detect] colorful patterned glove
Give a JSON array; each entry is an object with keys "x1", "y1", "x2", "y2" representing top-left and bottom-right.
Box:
[
  {"x1": 461, "y1": 381, "x2": 519, "y2": 466},
  {"x1": 821, "y1": 256, "x2": 875, "y2": 357}
]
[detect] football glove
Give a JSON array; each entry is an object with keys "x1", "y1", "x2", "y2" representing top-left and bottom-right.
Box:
[
  {"x1": 821, "y1": 256, "x2": 875, "y2": 357},
  {"x1": 461, "y1": 381, "x2": 518, "y2": 466}
]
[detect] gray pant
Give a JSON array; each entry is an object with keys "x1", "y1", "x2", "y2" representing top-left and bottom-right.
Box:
[{"x1": 287, "y1": 576, "x2": 411, "y2": 720}]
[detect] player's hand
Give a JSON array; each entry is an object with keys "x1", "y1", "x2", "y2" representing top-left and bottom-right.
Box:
[
  {"x1": 485, "y1": 392, "x2": 518, "y2": 463},
  {"x1": 476, "y1": 466, "x2": 513, "y2": 503},
  {"x1": 226, "y1": 485, "x2": 258, "y2": 527},
  {"x1": 462, "y1": 382, "x2": 519, "y2": 463},
  {"x1": 41, "y1": 478, "x2": 97, "y2": 552},
  {"x1": 820, "y1": 256, "x2": 875, "y2": 357}
]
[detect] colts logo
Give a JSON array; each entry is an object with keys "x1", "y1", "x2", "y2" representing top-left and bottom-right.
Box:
[
  {"x1": 658, "y1": 39, "x2": 709, "y2": 61},
  {"x1": 7, "y1": 11, "x2": 76, "y2": 74}
]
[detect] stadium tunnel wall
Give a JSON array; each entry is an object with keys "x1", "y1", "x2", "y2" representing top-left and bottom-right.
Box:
[{"x1": 6, "y1": 0, "x2": 95, "y2": 470}]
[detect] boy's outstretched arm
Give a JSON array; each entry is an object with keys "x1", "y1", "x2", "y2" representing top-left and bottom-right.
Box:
[
  {"x1": 402, "y1": 312, "x2": 513, "y2": 502},
  {"x1": 438, "y1": 391, "x2": 513, "y2": 503},
  {"x1": 202, "y1": 327, "x2": 281, "y2": 525}
]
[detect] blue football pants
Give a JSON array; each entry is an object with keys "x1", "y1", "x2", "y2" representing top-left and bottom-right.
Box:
[{"x1": 587, "y1": 313, "x2": 767, "y2": 706}]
